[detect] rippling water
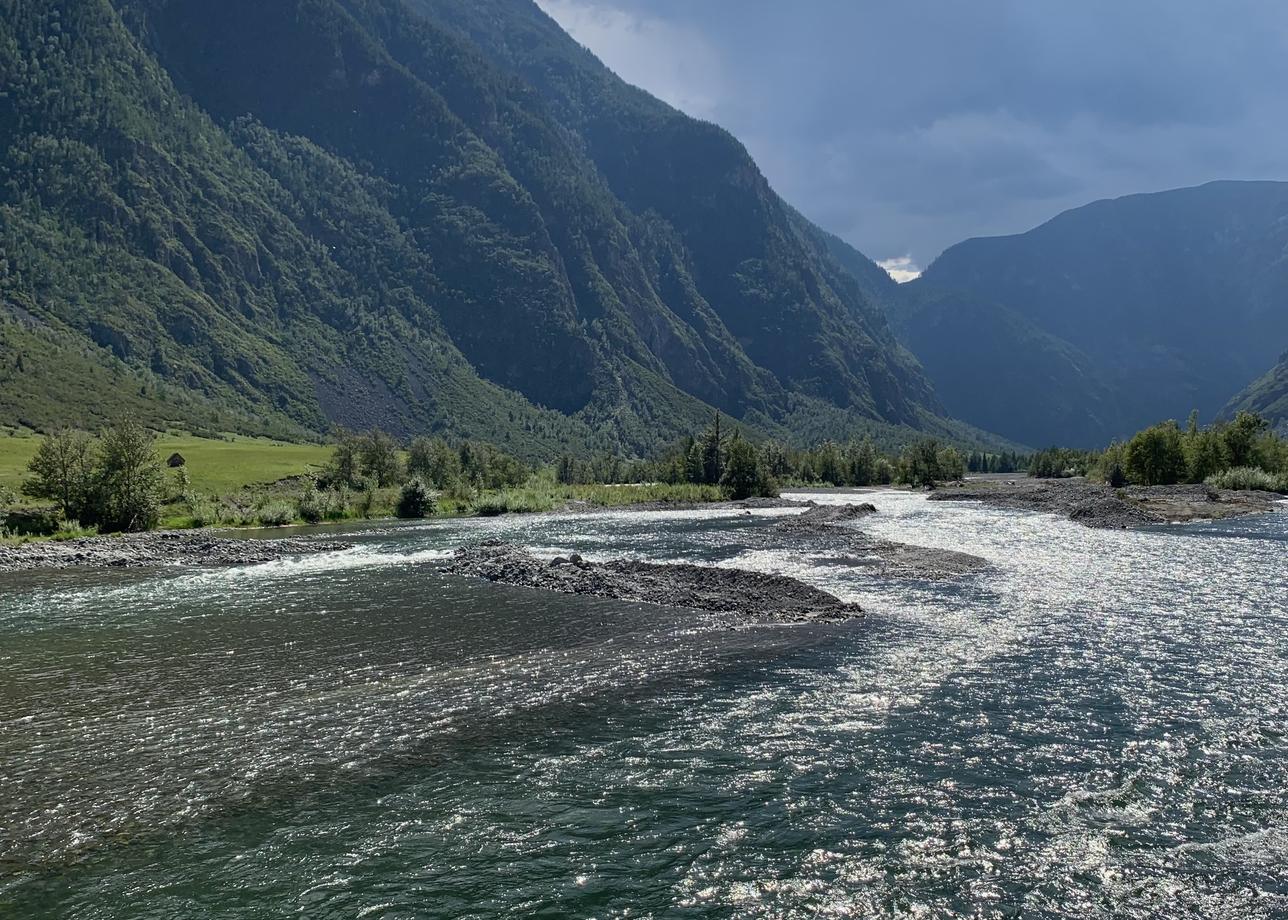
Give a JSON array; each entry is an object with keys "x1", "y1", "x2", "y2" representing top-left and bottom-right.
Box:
[{"x1": 2, "y1": 491, "x2": 1286, "y2": 918}]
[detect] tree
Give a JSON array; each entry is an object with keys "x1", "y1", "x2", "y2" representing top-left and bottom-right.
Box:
[
  {"x1": 408, "y1": 437, "x2": 461, "y2": 488},
  {"x1": 1124, "y1": 421, "x2": 1186, "y2": 486},
  {"x1": 1097, "y1": 441, "x2": 1128, "y2": 487},
  {"x1": 721, "y1": 432, "x2": 774, "y2": 499},
  {"x1": 760, "y1": 440, "x2": 790, "y2": 479},
  {"x1": 936, "y1": 446, "x2": 966, "y2": 481},
  {"x1": 682, "y1": 435, "x2": 703, "y2": 484},
  {"x1": 407, "y1": 437, "x2": 434, "y2": 481},
  {"x1": 1222, "y1": 411, "x2": 1268, "y2": 468},
  {"x1": 360, "y1": 429, "x2": 402, "y2": 487},
  {"x1": 699, "y1": 411, "x2": 725, "y2": 485},
  {"x1": 814, "y1": 441, "x2": 844, "y2": 485},
  {"x1": 24, "y1": 428, "x2": 95, "y2": 520},
  {"x1": 328, "y1": 429, "x2": 362, "y2": 488},
  {"x1": 847, "y1": 438, "x2": 877, "y2": 486},
  {"x1": 93, "y1": 419, "x2": 165, "y2": 532},
  {"x1": 899, "y1": 438, "x2": 943, "y2": 488},
  {"x1": 1184, "y1": 428, "x2": 1228, "y2": 483},
  {"x1": 555, "y1": 454, "x2": 581, "y2": 485}
]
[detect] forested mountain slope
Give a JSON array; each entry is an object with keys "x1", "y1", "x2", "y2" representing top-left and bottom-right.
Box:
[
  {"x1": 0, "y1": 0, "x2": 972, "y2": 457},
  {"x1": 1225, "y1": 351, "x2": 1288, "y2": 434},
  {"x1": 886, "y1": 181, "x2": 1288, "y2": 447}
]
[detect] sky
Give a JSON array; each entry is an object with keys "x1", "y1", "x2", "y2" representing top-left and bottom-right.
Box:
[{"x1": 536, "y1": 0, "x2": 1288, "y2": 279}]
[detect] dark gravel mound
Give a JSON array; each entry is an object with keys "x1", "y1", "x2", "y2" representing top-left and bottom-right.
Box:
[
  {"x1": 442, "y1": 541, "x2": 862, "y2": 623},
  {"x1": 0, "y1": 531, "x2": 350, "y2": 571}
]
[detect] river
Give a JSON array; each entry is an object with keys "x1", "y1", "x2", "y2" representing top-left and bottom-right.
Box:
[{"x1": 2, "y1": 490, "x2": 1286, "y2": 918}]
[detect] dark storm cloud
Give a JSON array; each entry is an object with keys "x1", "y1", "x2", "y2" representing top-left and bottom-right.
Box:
[{"x1": 537, "y1": 0, "x2": 1288, "y2": 276}]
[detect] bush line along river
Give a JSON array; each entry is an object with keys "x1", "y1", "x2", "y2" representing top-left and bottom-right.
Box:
[{"x1": 2, "y1": 490, "x2": 1286, "y2": 918}]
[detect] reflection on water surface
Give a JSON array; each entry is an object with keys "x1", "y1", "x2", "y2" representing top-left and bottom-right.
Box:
[{"x1": 2, "y1": 491, "x2": 1286, "y2": 918}]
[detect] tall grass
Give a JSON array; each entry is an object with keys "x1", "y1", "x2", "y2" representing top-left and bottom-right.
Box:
[
  {"x1": 1205, "y1": 466, "x2": 1278, "y2": 491},
  {"x1": 470, "y1": 481, "x2": 727, "y2": 515}
]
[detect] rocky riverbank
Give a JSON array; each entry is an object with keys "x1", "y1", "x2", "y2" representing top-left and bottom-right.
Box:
[
  {"x1": 441, "y1": 541, "x2": 862, "y2": 623},
  {"x1": 0, "y1": 531, "x2": 351, "y2": 572},
  {"x1": 930, "y1": 478, "x2": 1282, "y2": 529}
]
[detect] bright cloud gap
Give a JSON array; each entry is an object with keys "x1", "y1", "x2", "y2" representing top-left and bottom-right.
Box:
[{"x1": 878, "y1": 256, "x2": 921, "y2": 284}]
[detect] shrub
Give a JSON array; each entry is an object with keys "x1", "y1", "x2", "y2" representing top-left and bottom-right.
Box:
[
  {"x1": 1089, "y1": 441, "x2": 1128, "y2": 485},
  {"x1": 186, "y1": 495, "x2": 220, "y2": 528},
  {"x1": 356, "y1": 488, "x2": 377, "y2": 519},
  {"x1": 440, "y1": 479, "x2": 475, "y2": 514},
  {"x1": 472, "y1": 495, "x2": 509, "y2": 516},
  {"x1": 0, "y1": 507, "x2": 62, "y2": 537},
  {"x1": 395, "y1": 478, "x2": 434, "y2": 518},
  {"x1": 1205, "y1": 466, "x2": 1277, "y2": 492},
  {"x1": 471, "y1": 488, "x2": 556, "y2": 515},
  {"x1": 296, "y1": 487, "x2": 327, "y2": 524},
  {"x1": 51, "y1": 519, "x2": 96, "y2": 540},
  {"x1": 322, "y1": 488, "x2": 351, "y2": 520},
  {"x1": 255, "y1": 502, "x2": 295, "y2": 527}
]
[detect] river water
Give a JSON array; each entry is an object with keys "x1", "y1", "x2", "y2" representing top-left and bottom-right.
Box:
[{"x1": 1, "y1": 490, "x2": 1286, "y2": 918}]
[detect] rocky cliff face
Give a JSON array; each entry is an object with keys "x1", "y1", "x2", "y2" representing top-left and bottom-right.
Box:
[{"x1": 0, "y1": 0, "x2": 949, "y2": 456}]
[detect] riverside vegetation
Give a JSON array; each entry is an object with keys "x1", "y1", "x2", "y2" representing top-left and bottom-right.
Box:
[
  {"x1": 3, "y1": 412, "x2": 992, "y2": 540},
  {"x1": 932, "y1": 410, "x2": 1288, "y2": 529},
  {"x1": 7, "y1": 409, "x2": 1280, "y2": 542},
  {"x1": 1026, "y1": 411, "x2": 1288, "y2": 491}
]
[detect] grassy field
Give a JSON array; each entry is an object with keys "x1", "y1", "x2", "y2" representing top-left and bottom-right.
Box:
[
  {"x1": 1, "y1": 432, "x2": 737, "y2": 539},
  {"x1": 0, "y1": 433, "x2": 331, "y2": 497}
]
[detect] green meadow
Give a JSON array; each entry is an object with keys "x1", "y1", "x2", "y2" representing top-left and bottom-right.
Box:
[{"x1": 0, "y1": 434, "x2": 331, "y2": 498}]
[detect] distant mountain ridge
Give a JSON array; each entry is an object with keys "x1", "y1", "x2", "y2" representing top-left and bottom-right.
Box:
[
  {"x1": 0, "y1": 0, "x2": 983, "y2": 457},
  {"x1": 884, "y1": 181, "x2": 1288, "y2": 447}
]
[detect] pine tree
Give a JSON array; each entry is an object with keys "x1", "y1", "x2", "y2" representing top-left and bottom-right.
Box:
[{"x1": 700, "y1": 411, "x2": 725, "y2": 485}]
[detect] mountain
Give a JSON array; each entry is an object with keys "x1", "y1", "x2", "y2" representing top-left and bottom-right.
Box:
[
  {"x1": 1224, "y1": 351, "x2": 1288, "y2": 434},
  {"x1": 885, "y1": 181, "x2": 1288, "y2": 447},
  {"x1": 0, "y1": 0, "x2": 975, "y2": 458}
]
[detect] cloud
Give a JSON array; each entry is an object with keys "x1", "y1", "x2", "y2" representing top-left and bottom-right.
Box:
[
  {"x1": 877, "y1": 256, "x2": 922, "y2": 284},
  {"x1": 534, "y1": 0, "x2": 726, "y2": 119},
  {"x1": 536, "y1": 1, "x2": 1288, "y2": 265}
]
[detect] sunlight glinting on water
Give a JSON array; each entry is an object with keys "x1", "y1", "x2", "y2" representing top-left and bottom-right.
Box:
[{"x1": 2, "y1": 492, "x2": 1285, "y2": 918}]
